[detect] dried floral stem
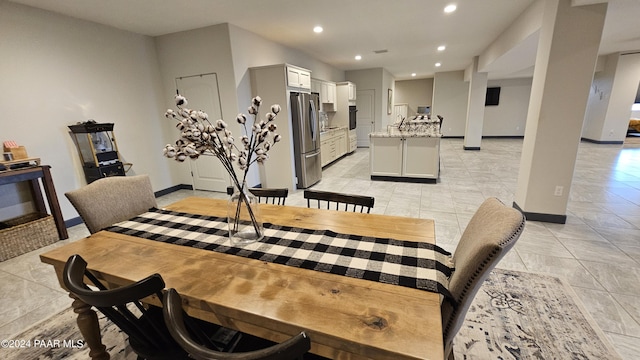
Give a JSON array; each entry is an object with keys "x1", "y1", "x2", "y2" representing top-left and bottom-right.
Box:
[{"x1": 163, "y1": 95, "x2": 281, "y2": 239}]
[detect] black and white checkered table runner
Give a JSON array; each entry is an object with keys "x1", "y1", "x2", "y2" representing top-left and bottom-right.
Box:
[{"x1": 105, "y1": 208, "x2": 455, "y2": 302}]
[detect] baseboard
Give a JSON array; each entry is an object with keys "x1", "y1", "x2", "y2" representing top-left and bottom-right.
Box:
[
  {"x1": 482, "y1": 135, "x2": 525, "y2": 139},
  {"x1": 371, "y1": 175, "x2": 437, "y2": 184},
  {"x1": 441, "y1": 135, "x2": 524, "y2": 139},
  {"x1": 512, "y1": 202, "x2": 567, "y2": 224},
  {"x1": 64, "y1": 217, "x2": 84, "y2": 228},
  {"x1": 154, "y1": 183, "x2": 193, "y2": 197},
  {"x1": 463, "y1": 146, "x2": 481, "y2": 150},
  {"x1": 581, "y1": 138, "x2": 624, "y2": 145}
]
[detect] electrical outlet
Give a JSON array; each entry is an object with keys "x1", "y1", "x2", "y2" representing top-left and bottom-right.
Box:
[{"x1": 554, "y1": 186, "x2": 563, "y2": 196}]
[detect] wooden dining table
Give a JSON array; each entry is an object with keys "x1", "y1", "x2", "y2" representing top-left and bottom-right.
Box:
[{"x1": 40, "y1": 197, "x2": 444, "y2": 360}]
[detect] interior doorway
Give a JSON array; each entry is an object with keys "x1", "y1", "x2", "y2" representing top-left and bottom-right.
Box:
[
  {"x1": 175, "y1": 73, "x2": 229, "y2": 192},
  {"x1": 356, "y1": 89, "x2": 375, "y2": 147}
]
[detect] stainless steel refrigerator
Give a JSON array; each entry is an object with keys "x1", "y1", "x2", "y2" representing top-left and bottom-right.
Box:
[{"x1": 290, "y1": 92, "x2": 322, "y2": 188}]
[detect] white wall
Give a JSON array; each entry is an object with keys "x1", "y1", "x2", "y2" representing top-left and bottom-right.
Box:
[
  {"x1": 382, "y1": 68, "x2": 396, "y2": 129},
  {"x1": 227, "y1": 24, "x2": 344, "y2": 188},
  {"x1": 155, "y1": 24, "x2": 242, "y2": 186},
  {"x1": 154, "y1": 23, "x2": 346, "y2": 189},
  {"x1": 228, "y1": 24, "x2": 344, "y2": 88},
  {"x1": 604, "y1": 52, "x2": 640, "y2": 140},
  {"x1": 483, "y1": 78, "x2": 532, "y2": 136},
  {"x1": 583, "y1": 52, "x2": 640, "y2": 141},
  {"x1": 0, "y1": 2, "x2": 170, "y2": 221},
  {"x1": 432, "y1": 71, "x2": 470, "y2": 137},
  {"x1": 345, "y1": 68, "x2": 396, "y2": 132},
  {"x1": 394, "y1": 79, "x2": 434, "y2": 116},
  {"x1": 583, "y1": 53, "x2": 617, "y2": 140}
]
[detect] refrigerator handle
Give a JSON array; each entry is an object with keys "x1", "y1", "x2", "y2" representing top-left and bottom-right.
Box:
[
  {"x1": 296, "y1": 95, "x2": 304, "y2": 141},
  {"x1": 309, "y1": 99, "x2": 317, "y2": 141}
]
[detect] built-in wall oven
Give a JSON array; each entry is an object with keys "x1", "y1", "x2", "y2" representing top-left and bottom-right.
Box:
[{"x1": 349, "y1": 105, "x2": 357, "y2": 130}]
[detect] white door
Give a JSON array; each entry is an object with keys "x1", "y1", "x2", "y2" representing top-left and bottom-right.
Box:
[
  {"x1": 176, "y1": 74, "x2": 229, "y2": 192},
  {"x1": 356, "y1": 89, "x2": 375, "y2": 147}
]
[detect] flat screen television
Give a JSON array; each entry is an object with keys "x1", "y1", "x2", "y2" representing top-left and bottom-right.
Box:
[{"x1": 485, "y1": 87, "x2": 501, "y2": 106}]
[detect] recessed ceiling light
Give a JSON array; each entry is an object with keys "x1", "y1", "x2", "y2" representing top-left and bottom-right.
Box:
[
  {"x1": 444, "y1": 4, "x2": 457, "y2": 13},
  {"x1": 437, "y1": 45, "x2": 446, "y2": 51},
  {"x1": 411, "y1": 73, "x2": 417, "y2": 77},
  {"x1": 435, "y1": 62, "x2": 442, "y2": 67},
  {"x1": 355, "y1": 55, "x2": 362, "y2": 60},
  {"x1": 313, "y1": 26, "x2": 323, "y2": 33}
]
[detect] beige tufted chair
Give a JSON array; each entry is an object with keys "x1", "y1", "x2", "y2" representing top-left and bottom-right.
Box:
[
  {"x1": 65, "y1": 175, "x2": 157, "y2": 234},
  {"x1": 442, "y1": 197, "x2": 525, "y2": 359}
]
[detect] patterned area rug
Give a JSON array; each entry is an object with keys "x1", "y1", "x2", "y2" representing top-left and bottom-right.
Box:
[
  {"x1": 453, "y1": 270, "x2": 621, "y2": 360},
  {"x1": 3, "y1": 270, "x2": 621, "y2": 360}
]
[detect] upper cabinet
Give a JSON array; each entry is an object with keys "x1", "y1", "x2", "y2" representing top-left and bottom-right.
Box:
[
  {"x1": 311, "y1": 79, "x2": 322, "y2": 95},
  {"x1": 347, "y1": 82, "x2": 356, "y2": 101},
  {"x1": 321, "y1": 81, "x2": 336, "y2": 112},
  {"x1": 287, "y1": 65, "x2": 311, "y2": 90},
  {"x1": 321, "y1": 81, "x2": 336, "y2": 104},
  {"x1": 337, "y1": 81, "x2": 357, "y2": 102},
  {"x1": 312, "y1": 78, "x2": 337, "y2": 112}
]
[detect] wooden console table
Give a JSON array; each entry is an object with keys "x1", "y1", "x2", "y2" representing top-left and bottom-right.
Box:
[{"x1": 0, "y1": 165, "x2": 68, "y2": 240}]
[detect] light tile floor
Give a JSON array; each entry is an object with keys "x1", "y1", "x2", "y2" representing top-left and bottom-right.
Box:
[{"x1": 1, "y1": 138, "x2": 639, "y2": 359}]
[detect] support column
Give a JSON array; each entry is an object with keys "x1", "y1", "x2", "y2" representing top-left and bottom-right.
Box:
[
  {"x1": 463, "y1": 57, "x2": 488, "y2": 150},
  {"x1": 514, "y1": 0, "x2": 607, "y2": 223}
]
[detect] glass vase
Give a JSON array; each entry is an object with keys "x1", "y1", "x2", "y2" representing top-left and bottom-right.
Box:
[{"x1": 227, "y1": 182, "x2": 264, "y2": 245}]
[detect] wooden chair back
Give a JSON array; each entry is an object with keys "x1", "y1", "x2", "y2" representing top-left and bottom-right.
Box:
[
  {"x1": 65, "y1": 174, "x2": 157, "y2": 234},
  {"x1": 442, "y1": 198, "x2": 525, "y2": 359},
  {"x1": 226, "y1": 186, "x2": 289, "y2": 205},
  {"x1": 163, "y1": 288, "x2": 311, "y2": 360},
  {"x1": 62, "y1": 254, "x2": 190, "y2": 359},
  {"x1": 303, "y1": 190, "x2": 374, "y2": 213}
]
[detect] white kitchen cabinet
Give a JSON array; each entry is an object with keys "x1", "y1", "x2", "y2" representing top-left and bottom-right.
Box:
[
  {"x1": 336, "y1": 131, "x2": 347, "y2": 156},
  {"x1": 349, "y1": 133, "x2": 357, "y2": 153},
  {"x1": 321, "y1": 81, "x2": 336, "y2": 104},
  {"x1": 320, "y1": 138, "x2": 334, "y2": 167},
  {"x1": 311, "y1": 79, "x2": 322, "y2": 96},
  {"x1": 337, "y1": 81, "x2": 357, "y2": 103},
  {"x1": 319, "y1": 81, "x2": 336, "y2": 112},
  {"x1": 403, "y1": 137, "x2": 440, "y2": 178},
  {"x1": 287, "y1": 66, "x2": 311, "y2": 90},
  {"x1": 370, "y1": 137, "x2": 403, "y2": 176},
  {"x1": 320, "y1": 128, "x2": 348, "y2": 167},
  {"x1": 370, "y1": 135, "x2": 440, "y2": 181},
  {"x1": 347, "y1": 82, "x2": 356, "y2": 101}
]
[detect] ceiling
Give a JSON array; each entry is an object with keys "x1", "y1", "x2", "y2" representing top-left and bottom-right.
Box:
[{"x1": 8, "y1": 0, "x2": 640, "y2": 80}]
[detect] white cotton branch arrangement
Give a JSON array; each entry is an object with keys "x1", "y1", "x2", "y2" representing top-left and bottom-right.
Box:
[{"x1": 163, "y1": 94, "x2": 281, "y2": 190}]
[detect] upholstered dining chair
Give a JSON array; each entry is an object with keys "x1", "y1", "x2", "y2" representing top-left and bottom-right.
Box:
[
  {"x1": 226, "y1": 186, "x2": 289, "y2": 205},
  {"x1": 303, "y1": 189, "x2": 374, "y2": 213},
  {"x1": 65, "y1": 174, "x2": 157, "y2": 234},
  {"x1": 163, "y1": 288, "x2": 312, "y2": 360},
  {"x1": 442, "y1": 197, "x2": 525, "y2": 359}
]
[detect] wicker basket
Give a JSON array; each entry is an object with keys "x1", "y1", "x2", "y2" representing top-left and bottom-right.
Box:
[{"x1": 0, "y1": 213, "x2": 59, "y2": 261}]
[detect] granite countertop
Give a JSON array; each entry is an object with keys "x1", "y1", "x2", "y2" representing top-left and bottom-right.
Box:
[
  {"x1": 370, "y1": 122, "x2": 442, "y2": 138},
  {"x1": 369, "y1": 131, "x2": 442, "y2": 138},
  {"x1": 320, "y1": 127, "x2": 346, "y2": 136}
]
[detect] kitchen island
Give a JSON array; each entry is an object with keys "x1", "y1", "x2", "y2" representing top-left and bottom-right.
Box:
[{"x1": 369, "y1": 119, "x2": 441, "y2": 182}]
